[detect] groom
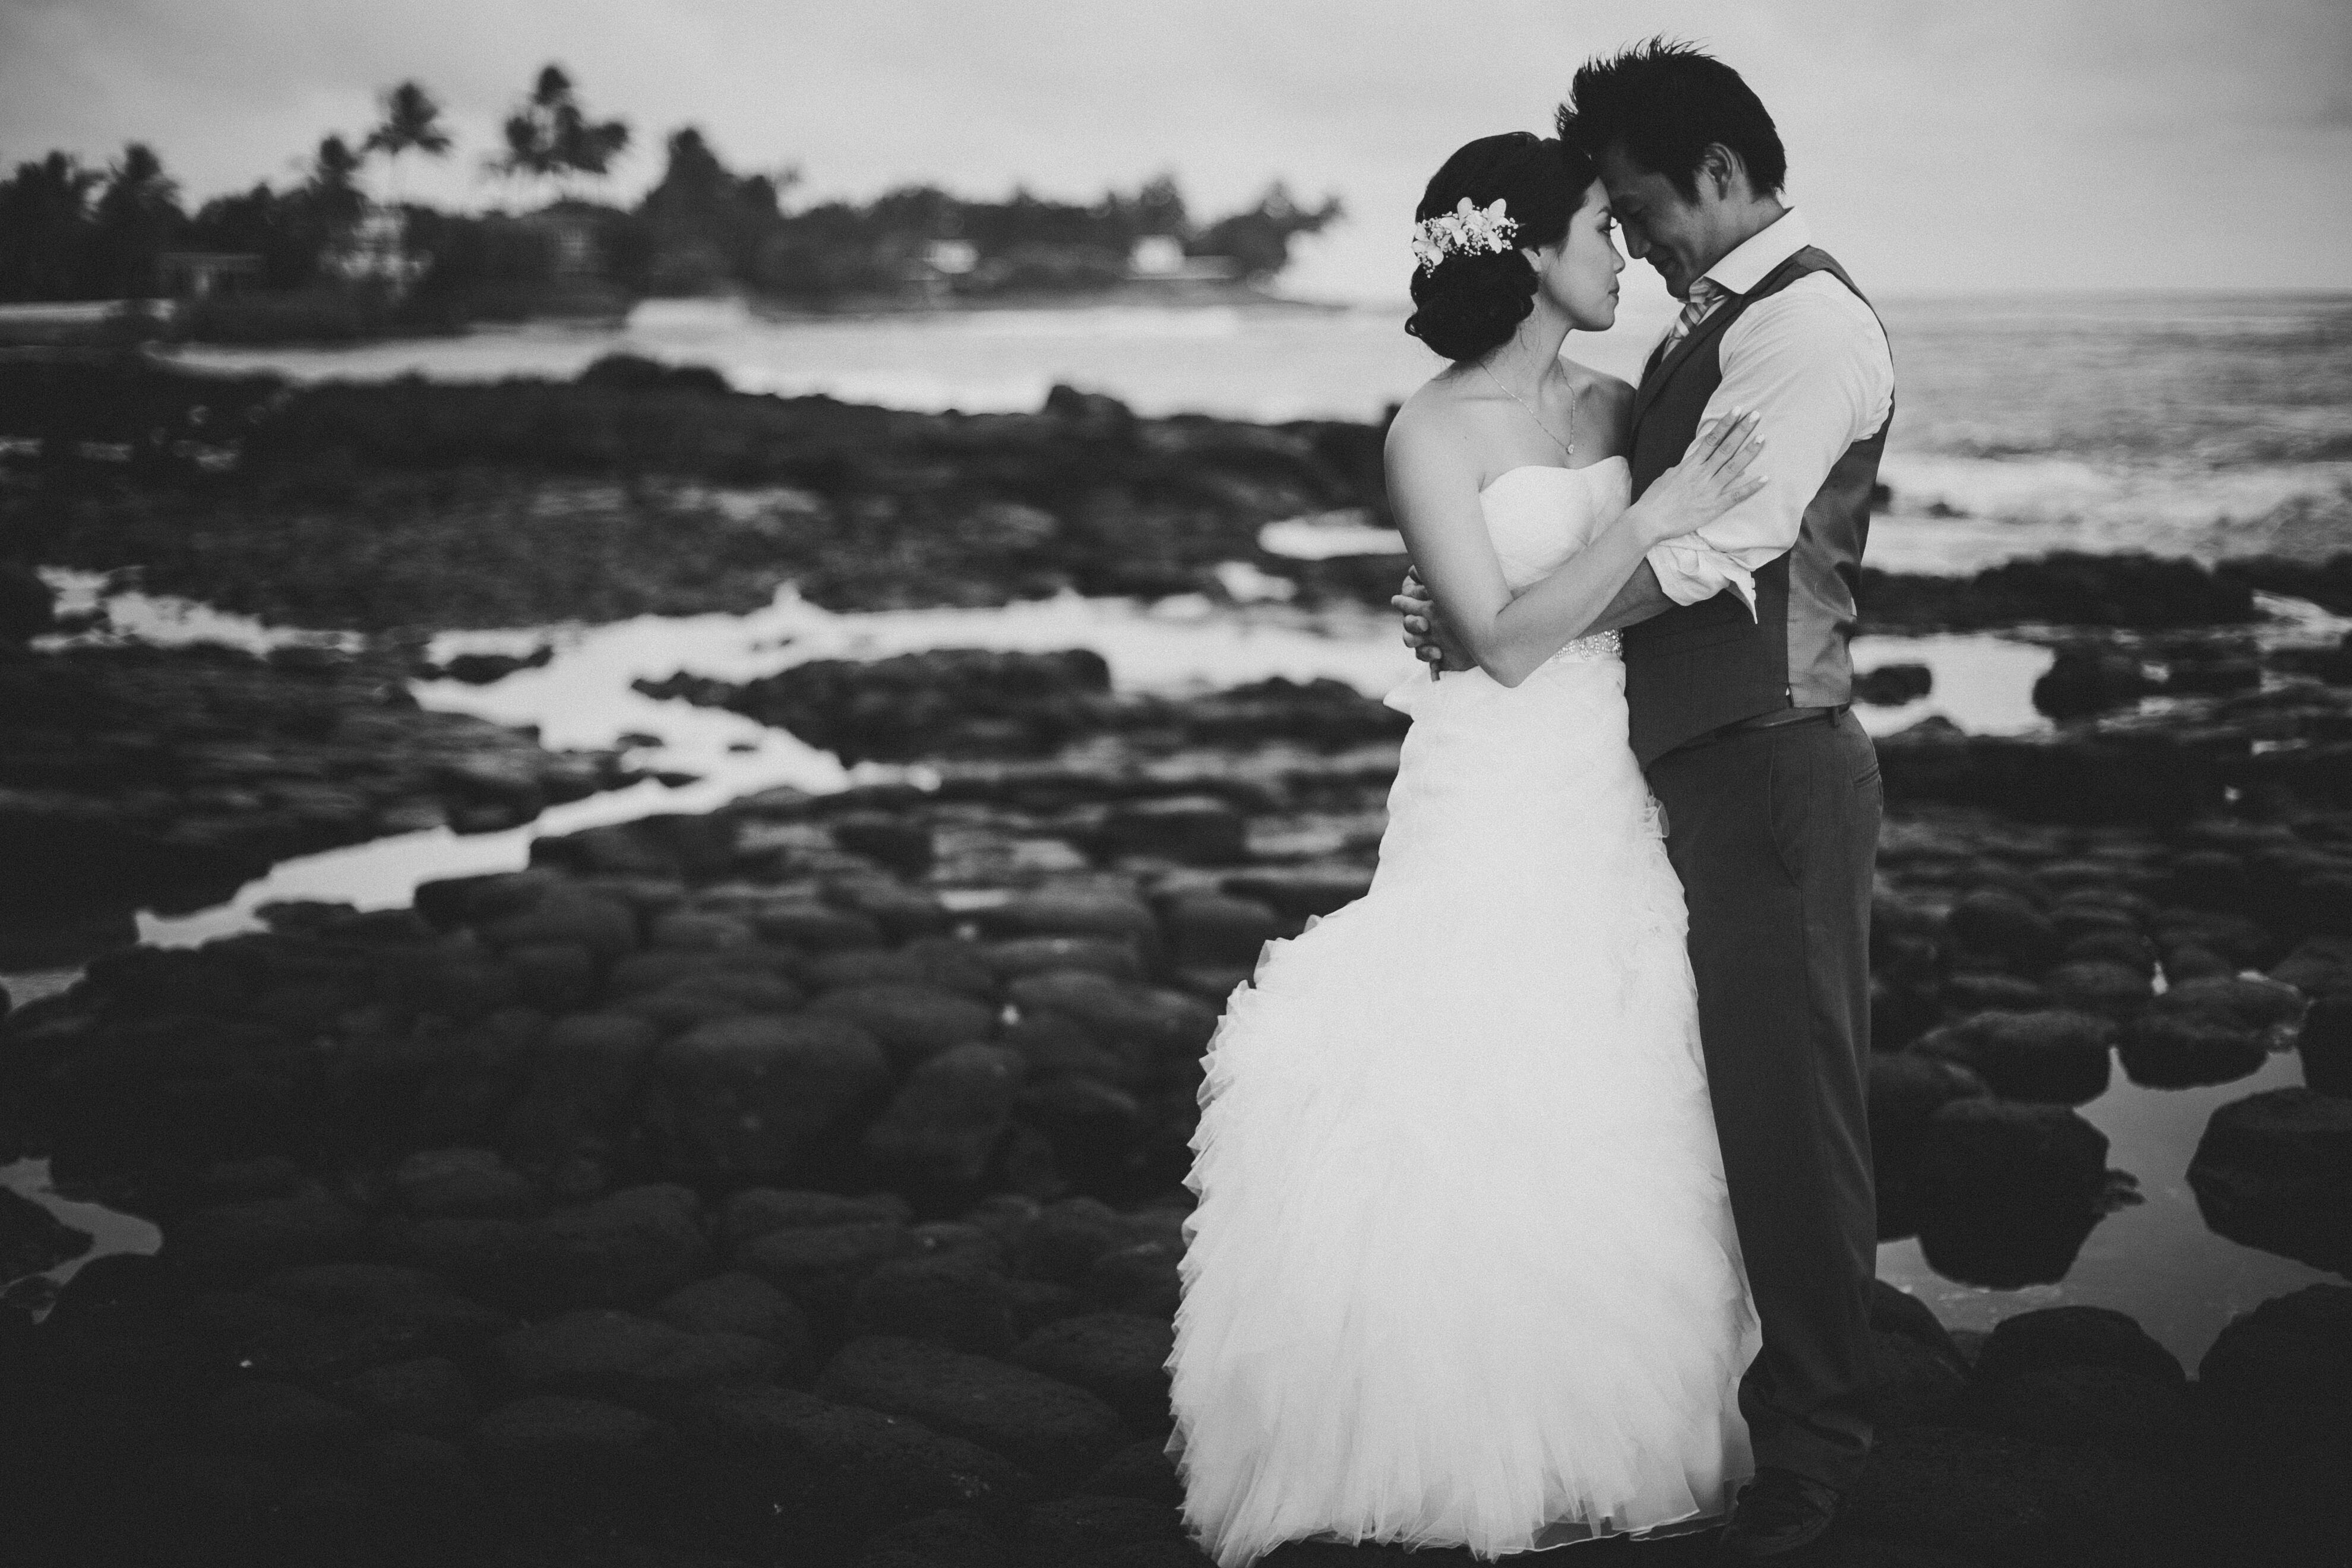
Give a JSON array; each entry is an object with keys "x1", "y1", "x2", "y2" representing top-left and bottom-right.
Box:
[{"x1": 1400, "y1": 40, "x2": 1894, "y2": 1560}]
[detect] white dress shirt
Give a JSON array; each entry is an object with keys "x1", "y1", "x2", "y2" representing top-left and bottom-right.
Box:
[{"x1": 1641, "y1": 210, "x2": 1895, "y2": 613}]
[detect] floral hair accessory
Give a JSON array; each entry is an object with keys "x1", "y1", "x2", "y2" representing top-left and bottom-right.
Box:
[{"x1": 1410, "y1": 197, "x2": 1519, "y2": 274}]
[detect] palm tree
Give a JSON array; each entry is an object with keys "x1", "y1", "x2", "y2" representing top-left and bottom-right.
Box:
[
  {"x1": 490, "y1": 64, "x2": 630, "y2": 204},
  {"x1": 364, "y1": 80, "x2": 451, "y2": 209}
]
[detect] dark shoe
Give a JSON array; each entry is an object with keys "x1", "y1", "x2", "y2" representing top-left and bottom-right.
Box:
[{"x1": 1716, "y1": 1467, "x2": 1841, "y2": 1560}]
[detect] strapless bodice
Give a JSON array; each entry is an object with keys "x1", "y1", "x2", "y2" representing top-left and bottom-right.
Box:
[
  {"x1": 1477, "y1": 457, "x2": 1632, "y2": 667},
  {"x1": 1478, "y1": 457, "x2": 1632, "y2": 592}
]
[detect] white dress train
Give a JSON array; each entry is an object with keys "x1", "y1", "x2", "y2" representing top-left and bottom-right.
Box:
[{"x1": 1166, "y1": 459, "x2": 1760, "y2": 1566}]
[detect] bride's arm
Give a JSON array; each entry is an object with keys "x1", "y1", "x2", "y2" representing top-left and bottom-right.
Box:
[{"x1": 1384, "y1": 409, "x2": 1766, "y2": 689}]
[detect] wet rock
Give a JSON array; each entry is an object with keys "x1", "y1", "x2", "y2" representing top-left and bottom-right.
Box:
[
  {"x1": 203, "y1": 1379, "x2": 366, "y2": 1455},
  {"x1": 1910, "y1": 1010, "x2": 2113, "y2": 1104},
  {"x1": 1960, "y1": 1363, "x2": 2192, "y2": 1474},
  {"x1": 736, "y1": 1220, "x2": 920, "y2": 1323},
  {"x1": 1014, "y1": 1494, "x2": 1195, "y2": 1565},
  {"x1": 853, "y1": 1509, "x2": 1013, "y2": 1568},
  {"x1": 258, "y1": 1262, "x2": 512, "y2": 1359},
  {"x1": 656, "y1": 1272, "x2": 813, "y2": 1362},
  {"x1": 1862, "y1": 551, "x2": 2258, "y2": 632},
  {"x1": 392, "y1": 1146, "x2": 540, "y2": 1217},
  {"x1": 976, "y1": 889, "x2": 1164, "y2": 962},
  {"x1": 336, "y1": 1355, "x2": 479, "y2": 1437},
  {"x1": 676, "y1": 1384, "x2": 1034, "y2": 1553},
  {"x1": 848, "y1": 1258, "x2": 1023, "y2": 1357},
  {"x1": 818, "y1": 1335, "x2": 1131, "y2": 1486},
  {"x1": 0, "y1": 1188, "x2": 93, "y2": 1279},
  {"x1": 1014, "y1": 1197, "x2": 1143, "y2": 1287},
  {"x1": 1939, "y1": 969, "x2": 2051, "y2": 1015},
  {"x1": 985, "y1": 935, "x2": 1145, "y2": 983},
  {"x1": 1005, "y1": 972, "x2": 1216, "y2": 1087},
  {"x1": 478, "y1": 884, "x2": 638, "y2": 963},
  {"x1": 1010, "y1": 1312, "x2": 1175, "y2": 1433},
  {"x1": 864, "y1": 1043, "x2": 1028, "y2": 1200},
  {"x1": 2273, "y1": 934, "x2": 2352, "y2": 998},
  {"x1": 720, "y1": 1187, "x2": 913, "y2": 1248},
  {"x1": 384, "y1": 1183, "x2": 709, "y2": 1315},
  {"x1": 429, "y1": 646, "x2": 554, "y2": 685},
  {"x1": 1019, "y1": 1076, "x2": 1150, "y2": 1195},
  {"x1": 2041, "y1": 959, "x2": 2151, "y2": 1020},
  {"x1": 830, "y1": 813, "x2": 937, "y2": 877},
  {"x1": 1971, "y1": 1304, "x2": 2185, "y2": 1389},
  {"x1": 1082, "y1": 1237, "x2": 1186, "y2": 1319},
  {"x1": 1081, "y1": 1439, "x2": 1186, "y2": 1507},
  {"x1": 1915, "y1": 1099, "x2": 2114, "y2": 1288},
  {"x1": 469, "y1": 1393, "x2": 671, "y2": 1497},
  {"x1": 641, "y1": 1013, "x2": 892, "y2": 1183},
  {"x1": 2301, "y1": 993, "x2": 2352, "y2": 1095},
  {"x1": 1852, "y1": 662, "x2": 1933, "y2": 706},
  {"x1": 2196, "y1": 1284, "x2": 2352, "y2": 1453},
  {"x1": 807, "y1": 985, "x2": 997, "y2": 1072},
  {"x1": 492, "y1": 1307, "x2": 780, "y2": 1408},
  {"x1": 1218, "y1": 865, "x2": 1374, "y2": 921},
  {"x1": 504, "y1": 1011, "x2": 660, "y2": 1168},
  {"x1": 1841, "y1": 1421, "x2": 2182, "y2": 1568},
  {"x1": 1946, "y1": 888, "x2": 2062, "y2": 972},
  {"x1": 1159, "y1": 892, "x2": 1285, "y2": 968},
  {"x1": 2187, "y1": 1088, "x2": 2352, "y2": 1273},
  {"x1": 2117, "y1": 1014, "x2": 2268, "y2": 1088},
  {"x1": 167, "y1": 1186, "x2": 368, "y2": 1284},
  {"x1": 2033, "y1": 648, "x2": 2159, "y2": 720},
  {"x1": 1093, "y1": 797, "x2": 1248, "y2": 866}
]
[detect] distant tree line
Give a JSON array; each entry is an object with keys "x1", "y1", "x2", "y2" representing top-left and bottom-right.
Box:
[{"x1": 0, "y1": 64, "x2": 1343, "y2": 315}]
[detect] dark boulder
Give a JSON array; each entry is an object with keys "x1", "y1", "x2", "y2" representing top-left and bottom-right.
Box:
[
  {"x1": 1971, "y1": 1305, "x2": 2185, "y2": 1389},
  {"x1": 502, "y1": 1011, "x2": 660, "y2": 1169},
  {"x1": 847, "y1": 1257, "x2": 1023, "y2": 1357},
  {"x1": 0, "y1": 1188, "x2": 93, "y2": 1279},
  {"x1": 1910, "y1": 1010, "x2": 2113, "y2": 1104},
  {"x1": 2196, "y1": 1284, "x2": 2352, "y2": 1453},
  {"x1": 640, "y1": 1012, "x2": 892, "y2": 1183},
  {"x1": 1852, "y1": 662, "x2": 1932, "y2": 706},
  {"x1": 817, "y1": 1335, "x2": 1131, "y2": 1487},
  {"x1": 656, "y1": 1271, "x2": 813, "y2": 1362},
  {"x1": 2302, "y1": 993, "x2": 2352, "y2": 1096},
  {"x1": 336, "y1": 1355, "x2": 479, "y2": 1437},
  {"x1": 467, "y1": 1393, "x2": 672, "y2": 1499},
  {"x1": 864, "y1": 1042, "x2": 1028, "y2": 1202},
  {"x1": 1959, "y1": 1362, "x2": 2192, "y2": 1475},
  {"x1": 807, "y1": 984, "x2": 997, "y2": 1072},
  {"x1": 383, "y1": 1183, "x2": 710, "y2": 1315},
  {"x1": 1869, "y1": 1053, "x2": 1991, "y2": 1238},
  {"x1": 719, "y1": 1187, "x2": 912, "y2": 1249},
  {"x1": 1009, "y1": 1311, "x2": 1175, "y2": 1433},
  {"x1": 735, "y1": 1219, "x2": 919, "y2": 1323},
  {"x1": 675, "y1": 1384, "x2": 1034, "y2": 1554},
  {"x1": 2187, "y1": 1088, "x2": 2352, "y2": 1274},
  {"x1": 2032, "y1": 648, "x2": 2158, "y2": 720},
  {"x1": 1946, "y1": 889, "x2": 2063, "y2": 972},
  {"x1": 1915, "y1": 1099, "x2": 2115, "y2": 1288}
]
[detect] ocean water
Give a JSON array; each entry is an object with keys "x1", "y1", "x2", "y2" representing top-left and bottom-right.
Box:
[{"x1": 170, "y1": 290, "x2": 2352, "y2": 573}]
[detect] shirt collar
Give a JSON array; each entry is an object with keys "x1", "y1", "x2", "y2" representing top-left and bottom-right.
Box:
[{"x1": 1699, "y1": 207, "x2": 1810, "y2": 296}]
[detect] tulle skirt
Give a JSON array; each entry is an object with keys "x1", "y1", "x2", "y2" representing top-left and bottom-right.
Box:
[{"x1": 1167, "y1": 651, "x2": 1760, "y2": 1566}]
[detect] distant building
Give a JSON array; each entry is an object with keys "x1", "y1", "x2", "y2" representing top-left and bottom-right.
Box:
[
  {"x1": 321, "y1": 209, "x2": 429, "y2": 297},
  {"x1": 157, "y1": 251, "x2": 263, "y2": 300},
  {"x1": 1128, "y1": 236, "x2": 1239, "y2": 282}
]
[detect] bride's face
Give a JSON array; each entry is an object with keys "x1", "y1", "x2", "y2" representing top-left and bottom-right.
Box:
[{"x1": 1525, "y1": 183, "x2": 1624, "y2": 332}]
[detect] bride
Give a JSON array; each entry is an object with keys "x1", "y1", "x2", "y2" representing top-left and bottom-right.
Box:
[{"x1": 1165, "y1": 131, "x2": 1768, "y2": 1564}]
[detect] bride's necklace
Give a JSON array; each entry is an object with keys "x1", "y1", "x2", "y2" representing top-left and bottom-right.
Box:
[{"x1": 1478, "y1": 360, "x2": 1576, "y2": 461}]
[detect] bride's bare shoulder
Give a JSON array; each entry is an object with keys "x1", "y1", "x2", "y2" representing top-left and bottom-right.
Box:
[{"x1": 1385, "y1": 374, "x2": 1478, "y2": 460}]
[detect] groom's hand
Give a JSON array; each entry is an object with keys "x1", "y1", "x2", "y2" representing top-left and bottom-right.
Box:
[{"x1": 1395, "y1": 571, "x2": 1472, "y2": 673}]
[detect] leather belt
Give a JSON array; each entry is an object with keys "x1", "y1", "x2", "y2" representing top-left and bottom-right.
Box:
[{"x1": 1674, "y1": 703, "x2": 1848, "y2": 753}]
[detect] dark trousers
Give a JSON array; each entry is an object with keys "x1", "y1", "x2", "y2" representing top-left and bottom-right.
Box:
[{"x1": 1644, "y1": 709, "x2": 1882, "y2": 1492}]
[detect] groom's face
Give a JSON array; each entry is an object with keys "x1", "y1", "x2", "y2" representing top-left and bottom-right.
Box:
[{"x1": 1597, "y1": 147, "x2": 1715, "y2": 301}]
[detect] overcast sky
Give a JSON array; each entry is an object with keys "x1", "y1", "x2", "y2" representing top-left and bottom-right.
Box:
[{"x1": 4, "y1": 0, "x2": 2348, "y2": 302}]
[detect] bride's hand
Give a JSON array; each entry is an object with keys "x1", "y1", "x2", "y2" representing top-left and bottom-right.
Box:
[{"x1": 1629, "y1": 409, "x2": 1768, "y2": 546}]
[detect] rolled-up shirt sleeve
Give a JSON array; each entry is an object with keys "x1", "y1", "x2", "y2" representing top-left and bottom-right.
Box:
[{"x1": 1643, "y1": 276, "x2": 1893, "y2": 613}]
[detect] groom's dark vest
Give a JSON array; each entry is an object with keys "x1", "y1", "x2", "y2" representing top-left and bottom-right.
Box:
[{"x1": 1622, "y1": 247, "x2": 1890, "y2": 765}]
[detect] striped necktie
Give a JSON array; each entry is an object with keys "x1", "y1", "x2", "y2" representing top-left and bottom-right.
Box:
[{"x1": 1659, "y1": 277, "x2": 1727, "y2": 353}]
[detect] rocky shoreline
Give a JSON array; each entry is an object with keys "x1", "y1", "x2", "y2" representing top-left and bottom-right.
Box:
[
  {"x1": 3, "y1": 353, "x2": 2350, "y2": 1565},
  {"x1": 2, "y1": 777, "x2": 2348, "y2": 1566}
]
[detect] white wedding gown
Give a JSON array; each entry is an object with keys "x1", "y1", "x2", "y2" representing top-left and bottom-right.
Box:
[{"x1": 1167, "y1": 459, "x2": 1761, "y2": 1566}]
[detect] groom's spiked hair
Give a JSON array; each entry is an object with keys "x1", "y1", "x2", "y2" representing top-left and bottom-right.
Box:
[{"x1": 1556, "y1": 38, "x2": 1787, "y2": 201}]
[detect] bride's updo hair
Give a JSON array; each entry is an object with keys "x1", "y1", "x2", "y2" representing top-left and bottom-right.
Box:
[{"x1": 1405, "y1": 132, "x2": 1596, "y2": 362}]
